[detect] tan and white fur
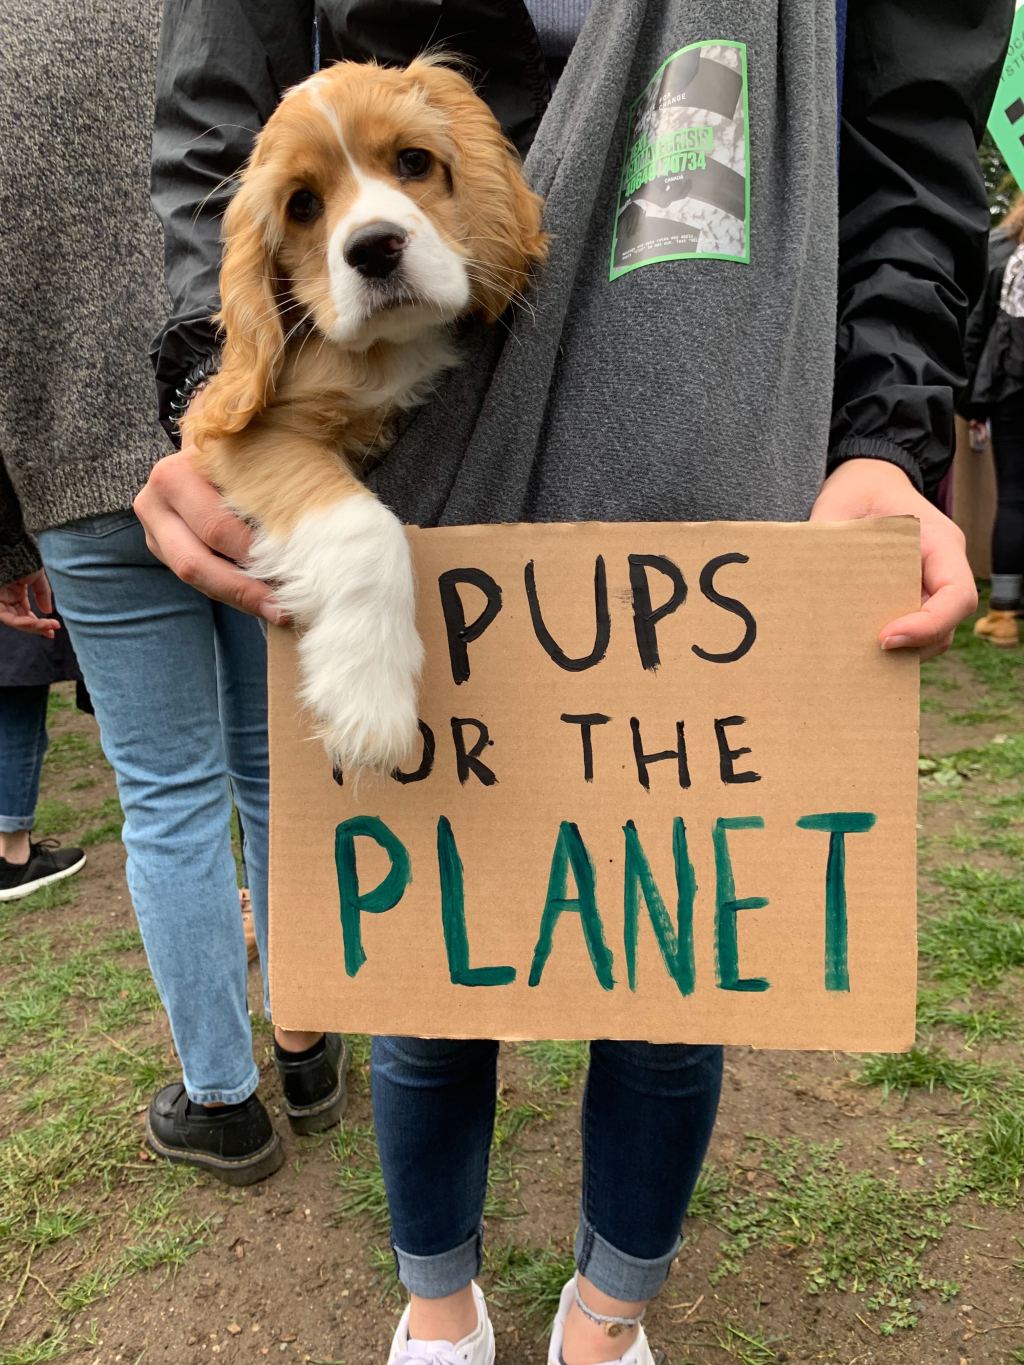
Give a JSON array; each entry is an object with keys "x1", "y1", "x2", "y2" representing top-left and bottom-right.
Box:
[{"x1": 183, "y1": 58, "x2": 547, "y2": 773}]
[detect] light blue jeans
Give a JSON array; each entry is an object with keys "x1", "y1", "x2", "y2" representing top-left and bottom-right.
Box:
[{"x1": 40, "y1": 511, "x2": 270, "y2": 1104}]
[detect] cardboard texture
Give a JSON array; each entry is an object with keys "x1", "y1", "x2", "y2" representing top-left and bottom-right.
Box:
[{"x1": 268, "y1": 519, "x2": 920, "y2": 1051}]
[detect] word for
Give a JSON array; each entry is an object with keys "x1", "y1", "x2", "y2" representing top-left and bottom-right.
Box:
[
  {"x1": 334, "y1": 811, "x2": 877, "y2": 996},
  {"x1": 335, "y1": 714, "x2": 759, "y2": 791}
]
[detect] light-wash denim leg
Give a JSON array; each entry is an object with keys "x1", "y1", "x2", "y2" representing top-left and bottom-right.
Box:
[{"x1": 40, "y1": 512, "x2": 270, "y2": 1104}]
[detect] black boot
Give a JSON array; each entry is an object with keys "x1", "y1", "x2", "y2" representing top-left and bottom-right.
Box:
[
  {"x1": 274, "y1": 1032, "x2": 348, "y2": 1135},
  {"x1": 145, "y1": 1084, "x2": 283, "y2": 1185}
]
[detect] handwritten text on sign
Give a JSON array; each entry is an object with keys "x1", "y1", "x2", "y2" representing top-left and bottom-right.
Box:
[{"x1": 268, "y1": 520, "x2": 920, "y2": 1051}]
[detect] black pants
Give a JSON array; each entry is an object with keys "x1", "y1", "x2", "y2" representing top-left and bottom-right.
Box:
[{"x1": 988, "y1": 392, "x2": 1024, "y2": 600}]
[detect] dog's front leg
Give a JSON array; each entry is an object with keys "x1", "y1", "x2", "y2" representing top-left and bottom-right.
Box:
[{"x1": 192, "y1": 423, "x2": 423, "y2": 775}]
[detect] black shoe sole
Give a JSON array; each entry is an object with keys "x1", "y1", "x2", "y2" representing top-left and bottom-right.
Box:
[{"x1": 144, "y1": 1121, "x2": 284, "y2": 1186}]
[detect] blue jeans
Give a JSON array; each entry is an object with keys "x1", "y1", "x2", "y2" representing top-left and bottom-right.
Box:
[
  {"x1": 373, "y1": 1037, "x2": 723, "y2": 1302},
  {"x1": 40, "y1": 512, "x2": 270, "y2": 1104},
  {"x1": 0, "y1": 685, "x2": 50, "y2": 832}
]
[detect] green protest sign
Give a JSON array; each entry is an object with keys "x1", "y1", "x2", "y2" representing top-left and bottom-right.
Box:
[{"x1": 989, "y1": 5, "x2": 1024, "y2": 190}]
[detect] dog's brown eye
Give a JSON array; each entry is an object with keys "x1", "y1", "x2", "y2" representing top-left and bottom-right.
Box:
[
  {"x1": 287, "y1": 189, "x2": 323, "y2": 223},
  {"x1": 397, "y1": 148, "x2": 433, "y2": 180}
]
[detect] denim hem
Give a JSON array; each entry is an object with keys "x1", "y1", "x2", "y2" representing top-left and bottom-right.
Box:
[
  {"x1": 183, "y1": 1063, "x2": 260, "y2": 1107},
  {"x1": 393, "y1": 1229, "x2": 482, "y2": 1298},
  {"x1": 0, "y1": 814, "x2": 36, "y2": 833},
  {"x1": 574, "y1": 1217, "x2": 678, "y2": 1302}
]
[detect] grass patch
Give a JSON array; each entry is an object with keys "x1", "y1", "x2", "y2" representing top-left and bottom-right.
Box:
[
  {"x1": 858, "y1": 1047, "x2": 999, "y2": 1101},
  {"x1": 42, "y1": 734, "x2": 104, "y2": 773},
  {"x1": 488, "y1": 1243, "x2": 575, "y2": 1330},
  {"x1": 0, "y1": 1328, "x2": 70, "y2": 1364},
  {"x1": 78, "y1": 796, "x2": 122, "y2": 847},
  {"x1": 332, "y1": 1124, "x2": 390, "y2": 1234},
  {"x1": 30, "y1": 798, "x2": 77, "y2": 837},
  {"x1": 520, "y1": 1040, "x2": 588, "y2": 1093},
  {"x1": 697, "y1": 1323, "x2": 782, "y2": 1364},
  {"x1": 919, "y1": 865, "x2": 1024, "y2": 994},
  {"x1": 695, "y1": 1137, "x2": 961, "y2": 1333},
  {"x1": 916, "y1": 990, "x2": 1020, "y2": 1044},
  {"x1": 56, "y1": 1221, "x2": 209, "y2": 1312}
]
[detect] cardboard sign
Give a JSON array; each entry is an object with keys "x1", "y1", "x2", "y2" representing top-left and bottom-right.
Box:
[
  {"x1": 268, "y1": 520, "x2": 919, "y2": 1052},
  {"x1": 989, "y1": 4, "x2": 1024, "y2": 192}
]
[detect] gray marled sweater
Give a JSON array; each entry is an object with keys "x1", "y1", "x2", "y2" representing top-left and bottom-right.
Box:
[{"x1": 0, "y1": 0, "x2": 169, "y2": 584}]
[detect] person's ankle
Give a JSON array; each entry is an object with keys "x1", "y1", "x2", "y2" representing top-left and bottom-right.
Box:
[
  {"x1": 0, "y1": 831, "x2": 31, "y2": 865},
  {"x1": 407, "y1": 1285, "x2": 478, "y2": 1344},
  {"x1": 274, "y1": 1026, "x2": 324, "y2": 1054},
  {"x1": 561, "y1": 1278, "x2": 645, "y2": 1365},
  {"x1": 561, "y1": 1315, "x2": 639, "y2": 1365}
]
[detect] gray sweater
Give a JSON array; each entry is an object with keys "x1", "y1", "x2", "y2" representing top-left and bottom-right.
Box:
[
  {"x1": 371, "y1": 0, "x2": 839, "y2": 527},
  {"x1": 0, "y1": 0, "x2": 169, "y2": 584}
]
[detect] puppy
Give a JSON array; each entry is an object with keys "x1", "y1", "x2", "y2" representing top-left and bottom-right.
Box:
[{"x1": 183, "y1": 59, "x2": 547, "y2": 773}]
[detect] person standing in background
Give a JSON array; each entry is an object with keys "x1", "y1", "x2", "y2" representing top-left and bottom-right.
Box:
[
  {"x1": 0, "y1": 599, "x2": 86, "y2": 902},
  {"x1": 962, "y1": 194, "x2": 1024, "y2": 647},
  {"x1": 0, "y1": 0, "x2": 347, "y2": 1182}
]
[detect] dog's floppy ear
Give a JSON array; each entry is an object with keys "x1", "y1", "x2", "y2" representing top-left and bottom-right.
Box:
[
  {"x1": 196, "y1": 174, "x2": 285, "y2": 440},
  {"x1": 411, "y1": 60, "x2": 549, "y2": 323}
]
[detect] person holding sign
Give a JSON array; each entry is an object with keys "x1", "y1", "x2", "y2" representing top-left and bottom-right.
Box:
[{"x1": 138, "y1": 1, "x2": 1009, "y2": 1361}]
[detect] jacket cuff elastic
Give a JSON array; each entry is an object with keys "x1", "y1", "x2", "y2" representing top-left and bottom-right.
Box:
[{"x1": 826, "y1": 437, "x2": 926, "y2": 492}]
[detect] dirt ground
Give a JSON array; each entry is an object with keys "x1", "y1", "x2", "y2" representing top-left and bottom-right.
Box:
[{"x1": 1, "y1": 610, "x2": 1021, "y2": 1365}]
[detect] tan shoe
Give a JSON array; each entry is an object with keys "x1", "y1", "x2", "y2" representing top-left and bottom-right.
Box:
[
  {"x1": 240, "y1": 887, "x2": 258, "y2": 963},
  {"x1": 974, "y1": 609, "x2": 1019, "y2": 647}
]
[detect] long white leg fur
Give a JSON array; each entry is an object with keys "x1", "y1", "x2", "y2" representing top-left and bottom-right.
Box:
[{"x1": 249, "y1": 495, "x2": 423, "y2": 775}]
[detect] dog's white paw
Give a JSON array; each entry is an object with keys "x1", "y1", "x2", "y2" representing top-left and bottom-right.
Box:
[{"x1": 251, "y1": 496, "x2": 424, "y2": 775}]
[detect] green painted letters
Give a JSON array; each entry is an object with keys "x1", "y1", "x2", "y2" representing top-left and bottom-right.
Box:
[
  {"x1": 529, "y1": 822, "x2": 615, "y2": 990},
  {"x1": 796, "y1": 812, "x2": 877, "y2": 991},
  {"x1": 623, "y1": 819, "x2": 696, "y2": 996},
  {"x1": 437, "y1": 817, "x2": 516, "y2": 986},
  {"x1": 335, "y1": 816, "x2": 411, "y2": 977},
  {"x1": 713, "y1": 816, "x2": 769, "y2": 992}
]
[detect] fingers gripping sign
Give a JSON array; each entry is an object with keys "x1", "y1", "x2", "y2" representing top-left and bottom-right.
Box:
[{"x1": 810, "y1": 458, "x2": 977, "y2": 662}]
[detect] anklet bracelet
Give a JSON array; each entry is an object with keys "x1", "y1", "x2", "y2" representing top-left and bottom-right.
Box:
[{"x1": 574, "y1": 1277, "x2": 646, "y2": 1338}]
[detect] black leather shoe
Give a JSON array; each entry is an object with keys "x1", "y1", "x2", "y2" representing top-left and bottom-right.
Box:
[
  {"x1": 274, "y1": 1033, "x2": 348, "y2": 1135},
  {"x1": 145, "y1": 1084, "x2": 283, "y2": 1185}
]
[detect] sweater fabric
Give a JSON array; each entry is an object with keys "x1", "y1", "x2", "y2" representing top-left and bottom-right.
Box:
[
  {"x1": 0, "y1": 0, "x2": 169, "y2": 583},
  {"x1": 370, "y1": 0, "x2": 839, "y2": 527}
]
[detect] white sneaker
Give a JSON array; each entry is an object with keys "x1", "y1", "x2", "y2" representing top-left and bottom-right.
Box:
[
  {"x1": 547, "y1": 1279, "x2": 660, "y2": 1365},
  {"x1": 387, "y1": 1282, "x2": 495, "y2": 1365}
]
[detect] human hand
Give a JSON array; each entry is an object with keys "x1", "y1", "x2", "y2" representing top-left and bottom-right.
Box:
[
  {"x1": 134, "y1": 443, "x2": 285, "y2": 624},
  {"x1": 810, "y1": 457, "x2": 977, "y2": 661},
  {"x1": 967, "y1": 418, "x2": 989, "y2": 451},
  {"x1": 0, "y1": 569, "x2": 60, "y2": 638}
]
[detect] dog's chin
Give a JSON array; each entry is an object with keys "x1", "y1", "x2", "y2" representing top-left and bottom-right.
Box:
[{"x1": 328, "y1": 270, "x2": 470, "y2": 350}]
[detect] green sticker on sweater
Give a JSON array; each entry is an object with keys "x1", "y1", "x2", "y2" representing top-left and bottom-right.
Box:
[{"x1": 610, "y1": 40, "x2": 750, "y2": 279}]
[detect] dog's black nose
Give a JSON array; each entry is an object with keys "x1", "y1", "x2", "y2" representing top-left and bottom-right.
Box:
[{"x1": 344, "y1": 222, "x2": 408, "y2": 279}]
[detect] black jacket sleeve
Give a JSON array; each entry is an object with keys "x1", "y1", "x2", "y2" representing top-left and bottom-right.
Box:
[
  {"x1": 149, "y1": 0, "x2": 314, "y2": 435},
  {"x1": 0, "y1": 458, "x2": 41, "y2": 586},
  {"x1": 830, "y1": 0, "x2": 1013, "y2": 493}
]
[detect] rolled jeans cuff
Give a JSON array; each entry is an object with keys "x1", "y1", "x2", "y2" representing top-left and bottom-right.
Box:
[
  {"x1": 182, "y1": 1062, "x2": 260, "y2": 1108},
  {"x1": 393, "y1": 1229, "x2": 483, "y2": 1299},
  {"x1": 0, "y1": 814, "x2": 35, "y2": 833},
  {"x1": 575, "y1": 1216, "x2": 678, "y2": 1302}
]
